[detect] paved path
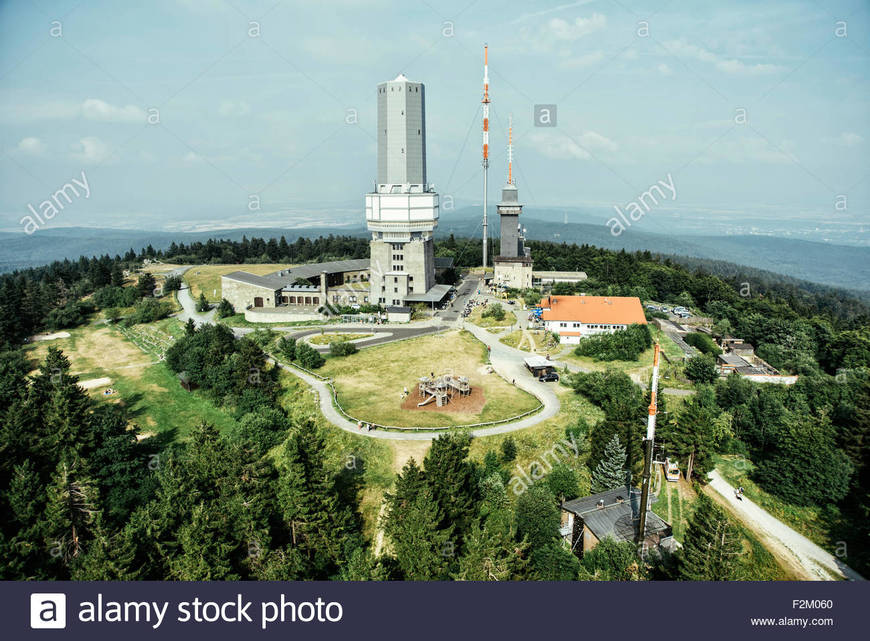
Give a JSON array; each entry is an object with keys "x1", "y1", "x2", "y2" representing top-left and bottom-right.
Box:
[
  {"x1": 175, "y1": 277, "x2": 216, "y2": 328},
  {"x1": 707, "y1": 470, "x2": 863, "y2": 581},
  {"x1": 272, "y1": 318, "x2": 562, "y2": 441},
  {"x1": 285, "y1": 324, "x2": 445, "y2": 352}
]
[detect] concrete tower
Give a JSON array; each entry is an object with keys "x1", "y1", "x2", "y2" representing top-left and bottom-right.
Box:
[
  {"x1": 365, "y1": 74, "x2": 438, "y2": 307},
  {"x1": 493, "y1": 118, "x2": 533, "y2": 290}
]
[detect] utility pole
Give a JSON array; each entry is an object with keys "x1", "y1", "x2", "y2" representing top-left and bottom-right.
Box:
[
  {"x1": 481, "y1": 44, "x2": 490, "y2": 270},
  {"x1": 636, "y1": 343, "x2": 661, "y2": 548}
]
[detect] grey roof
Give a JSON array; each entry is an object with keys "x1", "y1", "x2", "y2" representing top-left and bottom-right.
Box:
[
  {"x1": 403, "y1": 283, "x2": 453, "y2": 303},
  {"x1": 523, "y1": 355, "x2": 552, "y2": 369},
  {"x1": 222, "y1": 271, "x2": 283, "y2": 289},
  {"x1": 581, "y1": 503, "x2": 670, "y2": 543},
  {"x1": 563, "y1": 486, "x2": 634, "y2": 516},
  {"x1": 718, "y1": 353, "x2": 750, "y2": 367},
  {"x1": 562, "y1": 486, "x2": 669, "y2": 543},
  {"x1": 386, "y1": 306, "x2": 411, "y2": 313},
  {"x1": 267, "y1": 258, "x2": 370, "y2": 281},
  {"x1": 280, "y1": 284, "x2": 320, "y2": 292}
]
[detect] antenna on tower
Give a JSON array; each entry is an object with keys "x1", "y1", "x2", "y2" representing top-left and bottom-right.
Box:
[
  {"x1": 481, "y1": 44, "x2": 490, "y2": 270},
  {"x1": 507, "y1": 115, "x2": 513, "y2": 185}
]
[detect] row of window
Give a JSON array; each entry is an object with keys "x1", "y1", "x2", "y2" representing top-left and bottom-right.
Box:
[{"x1": 556, "y1": 322, "x2": 626, "y2": 330}]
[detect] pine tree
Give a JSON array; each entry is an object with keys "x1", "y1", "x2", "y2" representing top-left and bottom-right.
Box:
[
  {"x1": 454, "y1": 509, "x2": 529, "y2": 580},
  {"x1": 278, "y1": 421, "x2": 357, "y2": 578},
  {"x1": 423, "y1": 433, "x2": 478, "y2": 551},
  {"x1": 384, "y1": 486, "x2": 453, "y2": 580},
  {"x1": 590, "y1": 434, "x2": 627, "y2": 493},
  {"x1": 677, "y1": 494, "x2": 742, "y2": 580},
  {"x1": 514, "y1": 483, "x2": 559, "y2": 550}
]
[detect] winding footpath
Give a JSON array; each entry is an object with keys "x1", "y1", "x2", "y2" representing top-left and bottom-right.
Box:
[
  {"x1": 270, "y1": 320, "x2": 560, "y2": 441},
  {"x1": 707, "y1": 470, "x2": 863, "y2": 581}
]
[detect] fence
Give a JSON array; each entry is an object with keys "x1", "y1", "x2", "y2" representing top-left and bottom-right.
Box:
[{"x1": 271, "y1": 354, "x2": 545, "y2": 433}]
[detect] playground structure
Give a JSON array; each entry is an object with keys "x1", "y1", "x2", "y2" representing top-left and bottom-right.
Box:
[{"x1": 417, "y1": 371, "x2": 471, "y2": 407}]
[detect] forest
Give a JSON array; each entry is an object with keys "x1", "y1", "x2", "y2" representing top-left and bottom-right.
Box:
[{"x1": 0, "y1": 233, "x2": 868, "y2": 579}]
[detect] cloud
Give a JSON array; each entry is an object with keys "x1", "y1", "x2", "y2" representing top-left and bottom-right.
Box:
[
  {"x1": 703, "y1": 136, "x2": 796, "y2": 165},
  {"x1": 1, "y1": 98, "x2": 145, "y2": 123},
  {"x1": 510, "y1": 0, "x2": 599, "y2": 24},
  {"x1": 218, "y1": 100, "x2": 251, "y2": 117},
  {"x1": 657, "y1": 63, "x2": 673, "y2": 76},
  {"x1": 71, "y1": 137, "x2": 112, "y2": 164},
  {"x1": 547, "y1": 13, "x2": 607, "y2": 41},
  {"x1": 664, "y1": 39, "x2": 783, "y2": 75},
  {"x1": 529, "y1": 130, "x2": 617, "y2": 160},
  {"x1": 182, "y1": 151, "x2": 203, "y2": 164},
  {"x1": 559, "y1": 50, "x2": 605, "y2": 69},
  {"x1": 81, "y1": 98, "x2": 146, "y2": 123},
  {"x1": 822, "y1": 132, "x2": 863, "y2": 147},
  {"x1": 17, "y1": 137, "x2": 45, "y2": 155}
]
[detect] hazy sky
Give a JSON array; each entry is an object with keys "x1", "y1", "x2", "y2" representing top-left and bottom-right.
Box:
[{"x1": 1, "y1": 0, "x2": 868, "y2": 236}]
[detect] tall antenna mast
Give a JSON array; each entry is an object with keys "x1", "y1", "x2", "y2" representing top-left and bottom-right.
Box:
[
  {"x1": 636, "y1": 343, "x2": 661, "y2": 549},
  {"x1": 507, "y1": 114, "x2": 513, "y2": 185},
  {"x1": 481, "y1": 44, "x2": 490, "y2": 270}
]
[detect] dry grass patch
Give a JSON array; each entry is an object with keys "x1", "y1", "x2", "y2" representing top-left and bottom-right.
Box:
[
  {"x1": 186, "y1": 263, "x2": 292, "y2": 301},
  {"x1": 25, "y1": 326, "x2": 153, "y2": 378}
]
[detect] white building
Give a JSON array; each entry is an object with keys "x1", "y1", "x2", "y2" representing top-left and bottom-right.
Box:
[
  {"x1": 365, "y1": 74, "x2": 451, "y2": 308},
  {"x1": 539, "y1": 294, "x2": 647, "y2": 345}
]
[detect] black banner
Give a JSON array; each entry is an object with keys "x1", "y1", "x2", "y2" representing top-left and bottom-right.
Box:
[{"x1": 6, "y1": 580, "x2": 866, "y2": 640}]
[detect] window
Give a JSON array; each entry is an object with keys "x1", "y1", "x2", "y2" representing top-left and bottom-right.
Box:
[
  {"x1": 394, "y1": 287, "x2": 398, "y2": 293},
  {"x1": 409, "y1": 276, "x2": 413, "y2": 282},
  {"x1": 560, "y1": 322, "x2": 567, "y2": 328}
]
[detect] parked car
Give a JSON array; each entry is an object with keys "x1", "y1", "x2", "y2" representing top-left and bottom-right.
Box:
[
  {"x1": 645, "y1": 304, "x2": 660, "y2": 311},
  {"x1": 538, "y1": 371, "x2": 560, "y2": 382}
]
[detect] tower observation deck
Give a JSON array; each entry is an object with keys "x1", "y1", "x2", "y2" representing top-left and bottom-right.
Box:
[{"x1": 365, "y1": 74, "x2": 440, "y2": 307}]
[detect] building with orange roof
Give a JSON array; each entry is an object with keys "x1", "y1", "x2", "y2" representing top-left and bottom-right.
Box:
[{"x1": 538, "y1": 294, "x2": 647, "y2": 344}]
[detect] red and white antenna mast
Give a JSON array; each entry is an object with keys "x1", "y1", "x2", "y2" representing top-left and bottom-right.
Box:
[
  {"x1": 636, "y1": 343, "x2": 661, "y2": 548},
  {"x1": 481, "y1": 44, "x2": 490, "y2": 269},
  {"x1": 507, "y1": 114, "x2": 513, "y2": 185}
]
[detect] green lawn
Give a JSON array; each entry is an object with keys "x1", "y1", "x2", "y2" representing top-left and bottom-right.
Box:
[
  {"x1": 468, "y1": 384, "x2": 601, "y2": 495},
  {"x1": 559, "y1": 326, "x2": 685, "y2": 378},
  {"x1": 219, "y1": 313, "x2": 330, "y2": 329},
  {"x1": 111, "y1": 361, "x2": 240, "y2": 438},
  {"x1": 467, "y1": 305, "x2": 517, "y2": 329},
  {"x1": 318, "y1": 329, "x2": 540, "y2": 428}
]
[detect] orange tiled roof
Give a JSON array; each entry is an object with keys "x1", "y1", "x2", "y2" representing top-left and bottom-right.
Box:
[
  {"x1": 539, "y1": 295, "x2": 647, "y2": 325},
  {"x1": 559, "y1": 331, "x2": 582, "y2": 336}
]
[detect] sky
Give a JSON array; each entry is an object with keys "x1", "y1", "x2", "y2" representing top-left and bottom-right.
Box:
[{"x1": 0, "y1": 0, "x2": 868, "y2": 241}]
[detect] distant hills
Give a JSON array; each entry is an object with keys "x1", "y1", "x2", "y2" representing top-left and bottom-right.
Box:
[{"x1": 1, "y1": 211, "x2": 868, "y2": 295}]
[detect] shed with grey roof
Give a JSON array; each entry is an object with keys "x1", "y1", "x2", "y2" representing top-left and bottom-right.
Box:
[{"x1": 561, "y1": 486, "x2": 672, "y2": 555}]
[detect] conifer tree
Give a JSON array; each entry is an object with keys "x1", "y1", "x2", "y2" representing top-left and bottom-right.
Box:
[
  {"x1": 590, "y1": 434, "x2": 627, "y2": 493},
  {"x1": 454, "y1": 509, "x2": 529, "y2": 580},
  {"x1": 384, "y1": 486, "x2": 452, "y2": 580},
  {"x1": 278, "y1": 420, "x2": 357, "y2": 578},
  {"x1": 677, "y1": 494, "x2": 742, "y2": 581},
  {"x1": 423, "y1": 433, "x2": 478, "y2": 551}
]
